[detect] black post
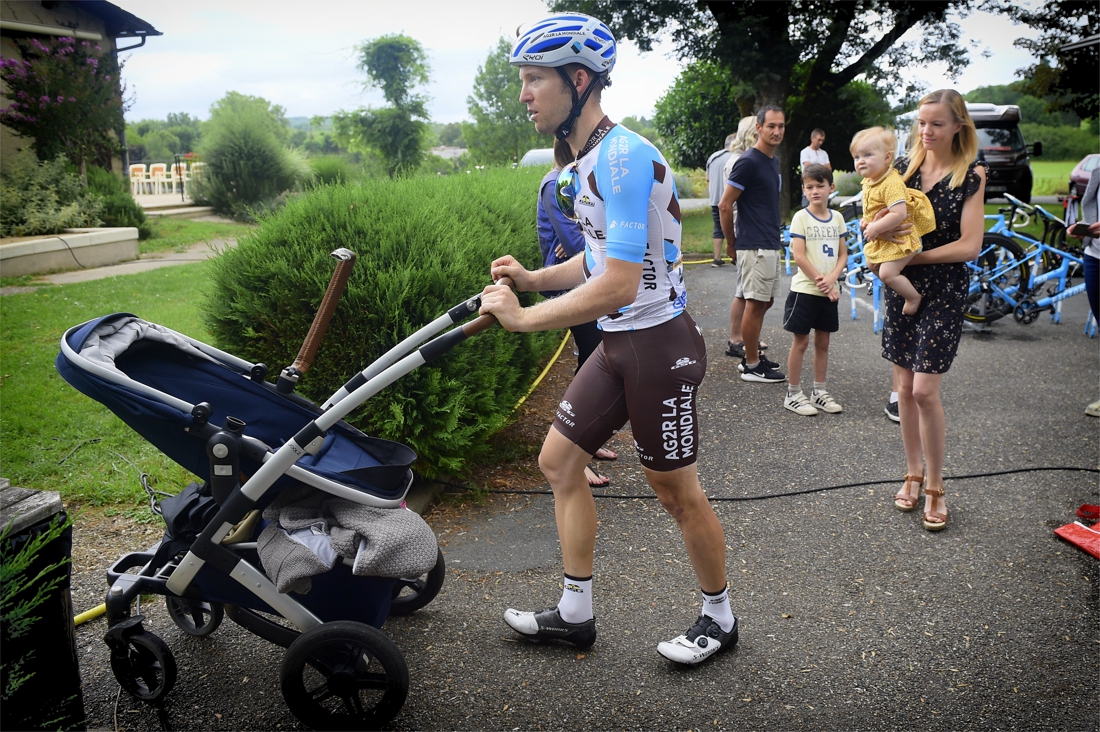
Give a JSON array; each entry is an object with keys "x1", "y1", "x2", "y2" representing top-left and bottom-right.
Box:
[{"x1": 174, "y1": 152, "x2": 185, "y2": 202}]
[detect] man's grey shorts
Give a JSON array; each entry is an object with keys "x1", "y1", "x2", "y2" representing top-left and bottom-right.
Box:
[{"x1": 736, "y1": 249, "x2": 783, "y2": 302}]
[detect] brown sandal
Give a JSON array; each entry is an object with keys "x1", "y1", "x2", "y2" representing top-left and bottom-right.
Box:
[
  {"x1": 922, "y1": 486, "x2": 947, "y2": 531},
  {"x1": 894, "y1": 473, "x2": 923, "y2": 512}
]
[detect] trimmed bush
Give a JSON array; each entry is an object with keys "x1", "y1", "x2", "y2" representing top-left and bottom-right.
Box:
[
  {"x1": 308, "y1": 155, "x2": 356, "y2": 185},
  {"x1": 202, "y1": 167, "x2": 558, "y2": 478},
  {"x1": 0, "y1": 153, "x2": 102, "y2": 237},
  {"x1": 1021, "y1": 123, "x2": 1098, "y2": 162},
  {"x1": 190, "y1": 105, "x2": 313, "y2": 221},
  {"x1": 84, "y1": 165, "x2": 152, "y2": 239}
]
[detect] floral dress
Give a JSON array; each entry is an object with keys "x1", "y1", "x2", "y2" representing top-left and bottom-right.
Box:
[{"x1": 881, "y1": 158, "x2": 985, "y2": 373}]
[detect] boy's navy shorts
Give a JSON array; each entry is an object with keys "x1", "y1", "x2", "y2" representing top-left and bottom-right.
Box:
[{"x1": 782, "y1": 291, "x2": 839, "y2": 334}]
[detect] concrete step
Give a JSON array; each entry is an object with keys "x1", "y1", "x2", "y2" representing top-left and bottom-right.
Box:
[{"x1": 144, "y1": 206, "x2": 216, "y2": 219}]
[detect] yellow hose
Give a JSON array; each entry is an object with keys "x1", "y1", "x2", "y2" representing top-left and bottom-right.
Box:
[{"x1": 74, "y1": 603, "x2": 105, "y2": 626}]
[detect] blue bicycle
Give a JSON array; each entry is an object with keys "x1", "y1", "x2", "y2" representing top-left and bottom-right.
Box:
[{"x1": 966, "y1": 193, "x2": 1086, "y2": 326}]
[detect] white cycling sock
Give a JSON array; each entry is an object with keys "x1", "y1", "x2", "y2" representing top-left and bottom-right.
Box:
[
  {"x1": 558, "y1": 574, "x2": 592, "y2": 623},
  {"x1": 701, "y1": 584, "x2": 735, "y2": 633}
]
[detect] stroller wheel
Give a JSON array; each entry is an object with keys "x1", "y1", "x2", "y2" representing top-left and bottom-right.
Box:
[
  {"x1": 109, "y1": 630, "x2": 177, "y2": 702},
  {"x1": 389, "y1": 548, "x2": 446, "y2": 616},
  {"x1": 280, "y1": 620, "x2": 409, "y2": 730},
  {"x1": 165, "y1": 596, "x2": 224, "y2": 637}
]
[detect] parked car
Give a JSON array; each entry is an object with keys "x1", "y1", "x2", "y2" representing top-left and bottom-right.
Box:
[
  {"x1": 518, "y1": 148, "x2": 554, "y2": 168},
  {"x1": 1069, "y1": 153, "x2": 1100, "y2": 197},
  {"x1": 967, "y1": 103, "x2": 1042, "y2": 203}
]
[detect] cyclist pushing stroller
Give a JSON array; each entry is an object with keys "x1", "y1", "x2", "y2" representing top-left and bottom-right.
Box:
[{"x1": 852, "y1": 126, "x2": 936, "y2": 316}]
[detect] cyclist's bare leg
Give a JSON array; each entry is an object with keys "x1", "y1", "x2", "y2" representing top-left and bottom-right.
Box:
[
  {"x1": 539, "y1": 427, "x2": 598, "y2": 577},
  {"x1": 643, "y1": 463, "x2": 727, "y2": 594}
]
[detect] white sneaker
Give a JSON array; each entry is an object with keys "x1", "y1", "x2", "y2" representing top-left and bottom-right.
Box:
[
  {"x1": 811, "y1": 389, "x2": 843, "y2": 414},
  {"x1": 657, "y1": 615, "x2": 738, "y2": 665},
  {"x1": 784, "y1": 391, "x2": 818, "y2": 416},
  {"x1": 1087, "y1": 399, "x2": 1100, "y2": 418}
]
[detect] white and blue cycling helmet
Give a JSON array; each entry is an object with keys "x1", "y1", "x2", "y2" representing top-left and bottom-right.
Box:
[{"x1": 510, "y1": 13, "x2": 617, "y2": 140}]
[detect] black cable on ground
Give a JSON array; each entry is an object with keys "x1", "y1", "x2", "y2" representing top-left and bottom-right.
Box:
[
  {"x1": 438, "y1": 466, "x2": 1099, "y2": 502},
  {"x1": 56, "y1": 235, "x2": 88, "y2": 269}
]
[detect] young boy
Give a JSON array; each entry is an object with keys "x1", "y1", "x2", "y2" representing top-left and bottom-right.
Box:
[{"x1": 782, "y1": 164, "x2": 848, "y2": 416}]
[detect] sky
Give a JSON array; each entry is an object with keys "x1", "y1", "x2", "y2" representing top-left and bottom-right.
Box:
[{"x1": 110, "y1": 0, "x2": 1045, "y2": 126}]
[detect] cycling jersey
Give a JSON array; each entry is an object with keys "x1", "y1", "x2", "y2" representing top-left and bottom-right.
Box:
[{"x1": 573, "y1": 120, "x2": 686, "y2": 331}]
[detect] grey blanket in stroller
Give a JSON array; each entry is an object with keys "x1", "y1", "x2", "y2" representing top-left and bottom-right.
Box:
[{"x1": 257, "y1": 485, "x2": 438, "y2": 594}]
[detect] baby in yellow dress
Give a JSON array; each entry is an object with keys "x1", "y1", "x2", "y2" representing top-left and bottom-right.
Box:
[{"x1": 851, "y1": 127, "x2": 936, "y2": 316}]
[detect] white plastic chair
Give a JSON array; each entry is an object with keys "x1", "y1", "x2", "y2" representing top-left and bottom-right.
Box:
[
  {"x1": 129, "y1": 164, "x2": 148, "y2": 195},
  {"x1": 170, "y1": 163, "x2": 187, "y2": 195},
  {"x1": 147, "y1": 163, "x2": 168, "y2": 195}
]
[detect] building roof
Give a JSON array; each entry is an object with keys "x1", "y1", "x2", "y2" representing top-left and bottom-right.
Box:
[{"x1": 78, "y1": 0, "x2": 161, "y2": 39}]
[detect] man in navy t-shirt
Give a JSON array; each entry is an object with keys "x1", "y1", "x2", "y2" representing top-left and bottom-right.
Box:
[{"x1": 718, "y1": 106, "x2": 787, "y2": 383}]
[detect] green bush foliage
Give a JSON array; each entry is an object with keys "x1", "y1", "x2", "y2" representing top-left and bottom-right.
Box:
[
  {"x1": 202, "y1": 167, "x2": 558, "y2": 477},
  {"x1": 84, "y1": 164, "x2": 152, "y2": 239},
  {"x1": 309, "y1": 155, "x2": 357, "y2": 185},
  {"x1": 1020, "y1": 123, "x2": 1099, "y2": 161},
  {"x1": 0, "y1": 153, "x2": 102, "y2": 237},
  {"x1": 190, "y1": 102, "x2": 313, "y2": 220}
]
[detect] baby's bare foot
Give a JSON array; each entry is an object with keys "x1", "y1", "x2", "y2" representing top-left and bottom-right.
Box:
[{"x1": 903, "y1": 293, "x2": 922, "y2": 316}]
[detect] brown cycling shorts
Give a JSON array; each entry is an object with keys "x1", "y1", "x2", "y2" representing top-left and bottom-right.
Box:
[{"x1": 552, "y1": 311, "x2": 707, "y2": 472}]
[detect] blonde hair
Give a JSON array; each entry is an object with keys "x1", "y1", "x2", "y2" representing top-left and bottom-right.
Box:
[
  {"x1": 729, "y1": 116, "x2": 757, "y2": 155},
  {"x1": 902, "y1": 89, "x2": 978, "y2": 189},
  {"x1": 849, "y1": 126, "x2": 897, "y2": 160}
]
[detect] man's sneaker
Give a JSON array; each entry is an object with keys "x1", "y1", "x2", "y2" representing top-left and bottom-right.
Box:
[
  {"x1": 784, "y1": 391, "x2": 819, "y2": 416},
  {"x1": 737, "y1": 353, "x2": 780, "y2": 372},
  {"x1": 811, "y1": 389, "x2": 843, "y2": 413},
  {"x1": 657, "y1": 615, "x2": 739, "y2": 665},
  {"x1": 711, "y1": 258, "x2": 725, "y2": 267},
  {"x1": 740, "y1": 360, "x2": 786, "y2": 383},
  {"x1": 884, "y1": 400, "x2": 900, "y2": 422},
  {"x1": 503, "y1": 607, "x2": 596, "y2": 648}
]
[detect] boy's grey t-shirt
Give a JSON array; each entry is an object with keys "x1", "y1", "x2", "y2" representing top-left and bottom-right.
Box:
[{"x1": 726, "y1": 147, "x2": 782, "y2": 250}]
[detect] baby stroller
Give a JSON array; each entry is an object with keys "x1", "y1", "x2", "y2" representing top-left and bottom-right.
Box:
[{"x1": 56, "y1": 250, "x2": 500, "y2": 730}]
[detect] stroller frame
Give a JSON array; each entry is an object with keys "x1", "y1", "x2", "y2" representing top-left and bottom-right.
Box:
[{"x1": 58, "y1": 251, "x2": 504, "y2": 729}]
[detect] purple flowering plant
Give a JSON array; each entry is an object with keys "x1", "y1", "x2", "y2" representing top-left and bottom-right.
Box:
[{"x1": 0, "y1": 35, "x2": 131, "y2": 186}]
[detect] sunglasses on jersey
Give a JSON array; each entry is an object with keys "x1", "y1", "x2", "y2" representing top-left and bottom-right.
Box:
[{"x1": 555, "y1": 161, "x2": 582, "y2": 222}]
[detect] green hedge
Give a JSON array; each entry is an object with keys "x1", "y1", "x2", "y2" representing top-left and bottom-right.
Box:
[
  {"x1": 1021, "y1": 123, "x2": 1099, "y2": 162},
  {"x1": 202, "y1": 167, "x2": 558, "y2": 477}
]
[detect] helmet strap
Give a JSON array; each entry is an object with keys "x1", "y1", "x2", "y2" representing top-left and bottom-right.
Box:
[{"x1": 554, "y1": 66, "x2": 599, "y2": 142}]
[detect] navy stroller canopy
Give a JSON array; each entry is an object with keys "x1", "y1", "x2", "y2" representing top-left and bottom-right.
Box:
[{"x1": 57, "y1": 314, "x2": 415, "y2": 504}]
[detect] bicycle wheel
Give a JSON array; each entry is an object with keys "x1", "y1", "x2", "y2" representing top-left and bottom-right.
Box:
[{"x1": 966, "y1": 233, "x2": 1030, "y2": 323}]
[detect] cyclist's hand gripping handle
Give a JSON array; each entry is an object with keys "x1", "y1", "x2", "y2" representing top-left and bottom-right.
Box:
[
  {"x1": 464, "y1": 276, "x2": 515, "y2": 337},
  {"x1": 290, "y1": 248, "x2": 356, "y2": 375}
]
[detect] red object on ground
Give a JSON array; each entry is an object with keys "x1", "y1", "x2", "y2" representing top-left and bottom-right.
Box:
[{"x1": 1055, "y1": 505, "x2": 1100, "y2": 559}]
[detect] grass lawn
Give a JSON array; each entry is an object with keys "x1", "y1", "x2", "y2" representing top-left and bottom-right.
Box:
[
  {"x1": 0, "y1": 263, "x2": 212, "y2": 518},
  {"x1": 681, "y1": 207, "x2": 717, "y2": 258},
  {"x1": 1031, "y1": 160, "x2": 1075, "y2": 196},
  {"x1": 141, "y1": 216, "x2": 255, "y2": 255}
]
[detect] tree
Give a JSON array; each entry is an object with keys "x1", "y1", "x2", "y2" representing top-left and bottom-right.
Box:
[
  {"x1": 552, "y1": 0, "x2": 977, "y2": 213},
  {"x1": 332, "y1": 34, "x2": 430, "y2": 177},
  {"x1": 462, "y1": 37, "x2": 552, "y2": 166},
  {"x1": 989, "y1": 0, "x2": 1099, "y2": 124},
  {"x1": 0, "y1": 35, "x2": 129, "y2": 187},
  {"x1": 208, "y1": 91, "x2": 291, "y2": 144},
  {"x1": 438, "y1": 122, "x2": 463, "y2": 147},
  {"x1": 653, "y1": 61, "x2": 746, "y2": 168}
]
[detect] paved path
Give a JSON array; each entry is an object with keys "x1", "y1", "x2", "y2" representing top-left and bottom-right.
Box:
[{"x1": 69, "y1": 242, "x2": 1098, "y2": 729}]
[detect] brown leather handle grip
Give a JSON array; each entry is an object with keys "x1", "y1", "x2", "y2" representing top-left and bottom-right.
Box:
[
  {"x1": 461, "y1": 275, "x2": 516, "y2": 337},
  {"x1": 290, "y1": 248, "x2": 356, "y2": 375}
]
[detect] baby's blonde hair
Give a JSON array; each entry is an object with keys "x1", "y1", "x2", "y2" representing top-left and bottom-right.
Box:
[{"x1": 849, "y1": 126, "x2": 898, "y2": 160}]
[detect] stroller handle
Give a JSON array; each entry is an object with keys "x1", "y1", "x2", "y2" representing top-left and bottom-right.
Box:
[
  {"x1": 288, "y1": 249, "x2": 357, "y2": 377},
  {"x1": 460, "y1": 275, "x2": 515, "y2": 338}
]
